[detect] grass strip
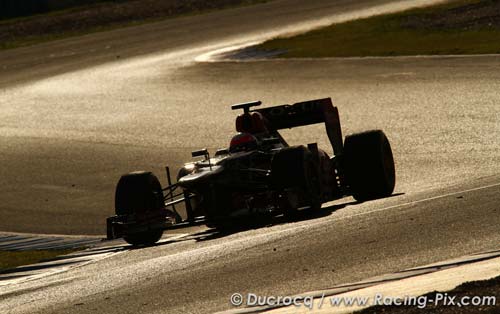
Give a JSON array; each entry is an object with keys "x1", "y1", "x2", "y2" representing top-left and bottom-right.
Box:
[
  {"x1": 255, "y1": 0, "x2": 500, "y2": 57},
  {"x1": 0, "y1": 249, "x2": 76, "y2": 272}
]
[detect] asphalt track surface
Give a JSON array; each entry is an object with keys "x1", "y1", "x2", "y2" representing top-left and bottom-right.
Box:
[{"x1": 0, "y1": 0, "x2": 499, "y2": 313}]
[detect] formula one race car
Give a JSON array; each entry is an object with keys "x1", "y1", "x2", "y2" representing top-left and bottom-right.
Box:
[{"x1": 106, "y1": 98, "x2": 395, "y2": 245}]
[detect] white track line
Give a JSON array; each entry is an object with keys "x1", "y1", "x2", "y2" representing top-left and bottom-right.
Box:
[{"x1": 343, "y1": 181, "x2": 500, "y2": 221}]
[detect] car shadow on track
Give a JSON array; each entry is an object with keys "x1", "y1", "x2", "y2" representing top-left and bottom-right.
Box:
[
  {"x1": 189, "y1": 199, "x2": 361, "y2": 242},
  {"x1": 190, "y1": 192, "x2": 405, "y2": 242},
  {"x1": 129, "y1": 193, "x2": 405, "y2": 248},
  {"x1": 129, "y1": 201, "x2": 356, "y2": 248}
]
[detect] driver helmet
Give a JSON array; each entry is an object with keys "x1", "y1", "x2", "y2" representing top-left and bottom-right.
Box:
[{"x1": 229, "y1": 133, "x2": 258, "y2": 153}]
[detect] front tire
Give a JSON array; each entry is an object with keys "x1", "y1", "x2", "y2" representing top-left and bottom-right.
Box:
[
  {"x1": 343, "y1": 130, "x2": 395, "y2": 201},
  {"x1": 115, "y1": 171, "x2": 164, "y2": 245},
  {"x1": 123, "y1": 230, "x2": 163, "y2": 246}
]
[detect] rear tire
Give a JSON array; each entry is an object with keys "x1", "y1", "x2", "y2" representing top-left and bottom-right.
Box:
[
  {"x1": 343, "y1": 130, "x2": 395, "y2": 201},
  {"x1": 115, "y1": 171, "x2": 164, "y2": 245},
  {"x1": 271, "y1": 146, "x2": 321, "y2": 215}
]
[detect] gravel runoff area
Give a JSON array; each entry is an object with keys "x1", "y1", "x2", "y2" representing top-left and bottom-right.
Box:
[
  {"x1": 358, "y1": 276, "x2": 499, "y2": 313},
  {"x1": 0, "y1": 0, "x2": 267, "y2": 50}
]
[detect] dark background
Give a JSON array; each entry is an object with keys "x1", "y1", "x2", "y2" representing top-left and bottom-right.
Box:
[{"x1": 0, "y1": 0, "x2": 118, "y2": 20}]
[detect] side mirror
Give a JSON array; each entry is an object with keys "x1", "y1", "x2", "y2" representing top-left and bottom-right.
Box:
[
  {"x1": 191, "y1": 148, "x2": 209, "y2": 158},
  {"x1": 215, "y1": 148, "x2": 229, "y2": 156}
]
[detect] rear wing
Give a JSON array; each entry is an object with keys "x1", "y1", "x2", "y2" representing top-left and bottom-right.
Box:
[{"x1": 253, "y1": 98, "x2": 343, "y2": 155}]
